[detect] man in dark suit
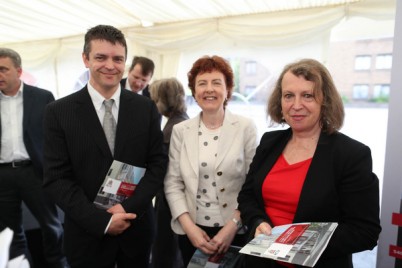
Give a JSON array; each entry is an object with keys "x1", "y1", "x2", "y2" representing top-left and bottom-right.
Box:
[
  {"x1": 0, "y1": 48, "x2": 67, "y2": 267},
  {"x1": 120, "y1": 56, "x2": 154, "y2": 98},
  {"x1": 43, "y1": 25, "x2": 167, "y2": 268}
]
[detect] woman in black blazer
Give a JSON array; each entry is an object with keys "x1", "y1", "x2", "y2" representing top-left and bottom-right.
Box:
[{"x1": 237, "y1": 58, "x2": 381, "y2": 268}]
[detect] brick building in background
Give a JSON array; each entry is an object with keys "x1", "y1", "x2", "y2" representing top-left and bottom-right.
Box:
[{"x1": 328, "y1": 37, "x2": 393, "y2": 104}]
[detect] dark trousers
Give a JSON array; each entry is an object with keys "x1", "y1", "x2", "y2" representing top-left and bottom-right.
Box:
[
  {"x1": 178, "y1": 225, "x2": 247, "y2": 267},
  {"x1": 151, "y1": 191, "x2": 183, "y2": 268},
  {"x1": 0, "y1": 164, "x2": 66, "y2": 267},
  {"x1": 65, "y1": 204, "x2": 156, "y2": 268},
  {"x1": 69, "y1": 246, "x2": 150, "y2": 268}
]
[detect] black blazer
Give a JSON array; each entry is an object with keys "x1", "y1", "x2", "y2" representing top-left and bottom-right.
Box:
[
  {"x1": 22, "y1": 84, "x2": 55, "y2": 175},
  {"x1": 237, "y1": 128, "x2": 381, "y2": 268},
  {"x1": 120, "y1": 78, "x2": 151, "y2": 98},
  {"x1": 43, "y1": 87, "x2": 167, "y2": 265},
  {"x1": 0, "y1": 84, "x2": 54, "y2": 175},
  {"x1": 162, "y1": 112, "x2": 189, "y2": 147}
]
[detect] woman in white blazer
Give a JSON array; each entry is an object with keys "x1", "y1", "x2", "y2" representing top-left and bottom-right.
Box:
[{"x1": 164, "y1": 55, "x2": 257, "y2": 266}]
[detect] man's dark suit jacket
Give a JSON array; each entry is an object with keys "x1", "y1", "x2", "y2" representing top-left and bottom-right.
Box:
[
  {"x1": 43, "y1": 87, "x2": 167, "y2": 266},
  {"x1": 238, "y1": 128, "x2": 381, "y2": 268},
  {"x1": 120, "y1": 78, "x2": 151, "y2": 98},
  {"x1": 18, "y1": 84, "x2": 55, "y2": 175}
]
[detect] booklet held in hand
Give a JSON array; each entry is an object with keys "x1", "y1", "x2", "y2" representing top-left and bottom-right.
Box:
[
  {"x1": 239, "y1": 222, "x2": 338, "y2": 267},
  {"x1": 93, "y1": 160, "x2": 146, "y2": 209}
]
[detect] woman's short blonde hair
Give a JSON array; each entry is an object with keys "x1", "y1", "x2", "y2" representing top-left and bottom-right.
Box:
[
  {"x1": 268, "y1": 58, "x2": 344, "y2": 134},
  {"x1": 149, "y1": 77, "x2": 187, "y2": 117}
]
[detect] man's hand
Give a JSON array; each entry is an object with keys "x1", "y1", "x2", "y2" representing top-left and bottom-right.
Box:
[
  {"x1": 107, "y1": 203, "x2": 126, "y2": 214},
  {"x1": 106, "y1": 213, "x2": 136, "y2": 235}
]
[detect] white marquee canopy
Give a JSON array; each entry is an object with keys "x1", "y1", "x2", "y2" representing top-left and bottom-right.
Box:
[{"x1": 0, "y1": 0, "x2": 395, "y2": 97}]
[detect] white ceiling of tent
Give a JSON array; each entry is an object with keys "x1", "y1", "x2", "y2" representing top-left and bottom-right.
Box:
[{"x1": 0, "y1": 0, "x2": 362, "y2": 44}]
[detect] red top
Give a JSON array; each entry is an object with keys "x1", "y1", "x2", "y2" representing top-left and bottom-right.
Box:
[{"x1": 262, "y1": 154, "x2": 312, "y2": 268}]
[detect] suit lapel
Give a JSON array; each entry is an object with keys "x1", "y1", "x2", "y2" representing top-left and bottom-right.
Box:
[
  {"x1": 253, "y1": 130, "x2": 291, "y2": 200},
  {"x1": 114, "y1": 89, "x2": 132, "y2": 157},
  {"x1": 183, "y1": 115, "x2": 200, "y2": 177},
  {"x1": 75, "y1": 88, "x2": 111, "y2": 157},
  {"x1": 294, "y1": 132, "x2": 330, "y2": 221},
  {"x1": 22, "y1": 84, "x2": 33, "y2": 131},
  {"x1": 215, "y1": 111, "x2": 237, "y2": 169}
]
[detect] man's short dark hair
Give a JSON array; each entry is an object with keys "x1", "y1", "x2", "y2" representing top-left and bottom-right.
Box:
[
  {"x1": 129, "y1": 56, "x2": 155, "y2": 77},
  {"x1": 83, "y1": 25, "x2": 127, "y2": 59},
  {"x1": 0, "y1": 48, "x2": 22, "y2": 68}
]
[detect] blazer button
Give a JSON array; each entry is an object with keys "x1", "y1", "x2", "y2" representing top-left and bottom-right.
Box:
[
  {"x1": 220, "y1": 188, "x2": 225, "y2": 192},
  {"x1": 223, "y1": 203, "x2": 227, "y2": 208},
  {"x1": 217, "y1": 171, "x2": 223, "y2": 176}
]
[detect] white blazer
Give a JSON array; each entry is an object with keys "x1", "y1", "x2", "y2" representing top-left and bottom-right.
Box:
[{"x1": 164, "y1": 110, "x2": 257, "y2": 234}]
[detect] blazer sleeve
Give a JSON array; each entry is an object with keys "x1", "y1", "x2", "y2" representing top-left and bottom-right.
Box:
[
  {"x1": 237, "y1": 132, "x2": 274, "y2": 231},
  {"x1": 43, "y1": 102, "x2": 111, "y2": 238},
  {"x1": 322, "y1": 138, "x2": 381, "y2": 258},
  {"x1": 164, "y1": 123, "x2": 189, "y2": 223},
  {"x1": 243, "y1": 118, "x2": 258, "y2": 174},
  {"x1": 120, "y1": 101, "x2": 168, "y2": 217}
]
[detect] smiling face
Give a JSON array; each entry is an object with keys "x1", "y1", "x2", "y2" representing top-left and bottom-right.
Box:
[
  {"x1": 194, "y1": 70, "x2": 228, "y2": 114},
  {"x1": 82, "y1": 39, "x2": 125, "y2": 95},
  {"x1": 281, "y1": 71, "x2": 323, "y2": 135}
]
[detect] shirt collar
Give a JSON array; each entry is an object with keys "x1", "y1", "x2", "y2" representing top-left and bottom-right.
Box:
[
  {"x1": 87, "y1": 83, "x2": 120, "y2": 112},
  {"x1": 0, "y1": 80, "x2": 23, "y2": 99}
]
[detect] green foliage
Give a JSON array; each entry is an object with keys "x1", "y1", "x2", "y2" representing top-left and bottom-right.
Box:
[{"x1": 370, "y1": 96, "x2": 389, "y2": 103}]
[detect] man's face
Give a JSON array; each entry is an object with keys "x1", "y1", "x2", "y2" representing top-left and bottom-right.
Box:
[
  {"x1": 128, "y1": 64, "x2": 152, "y2": 93},
  {"x1": 82, "y1": 39, "x2": 126, "y2": 93},
  {"x1": 0, "y1": 57, "x2": 22, "y2": 96}
]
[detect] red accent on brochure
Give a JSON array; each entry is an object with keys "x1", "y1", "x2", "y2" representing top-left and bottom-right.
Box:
[
  {"x1": 389, "y1": 245, "x2": 402, "y2": 259},
  {"x1": 275, "y1": 224, "x2": 309, "y2": 245},
  {"x1": 93, "y1": 160, "x2": 146, "y2": 209},
  {"x1": 116, "y1": 182, "x2": 136, "y2": 197},
  {"x1": 392, "y1": 213, "x2": 402, "y2": 226}
]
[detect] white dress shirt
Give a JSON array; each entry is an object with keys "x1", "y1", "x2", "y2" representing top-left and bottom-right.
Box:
[
  {"x1": 87, "y1": 82, "x2": 120, "y2": 125},
  {"x1": 86, "y1": 82, "x2": 121, "y2": 233},
  {"x1": 0, "y1": 82, "x2": 30, "y2": 163}
]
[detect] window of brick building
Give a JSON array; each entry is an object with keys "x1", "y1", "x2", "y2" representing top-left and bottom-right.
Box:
[
  {"x1": 375, "y1": 54, "x2": 392, "y2": 69},
  {"x1": 245, "y1": 61, "x2": 257, "y2": 75},
  {"x1": 354, "y1": 55, "x2": 372, "y2": 70},
  {"x1": 353, "y1": 84, "x2": 370, "y2": 99}
]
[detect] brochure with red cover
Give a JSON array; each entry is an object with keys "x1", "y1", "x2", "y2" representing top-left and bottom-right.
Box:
[
  {"x1": 93, "y1": 160, "x2": 146, "y2": 209},
  {"x1": 239, "y1": 222, "x2": 338, "y2": 267}
]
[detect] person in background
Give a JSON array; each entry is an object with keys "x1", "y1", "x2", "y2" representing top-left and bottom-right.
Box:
[
  {"x1": 237, "y1": 58, "x2": 381, "y2": 268},
  {"x1": 43, "y1": 25, "x2": 167, "y2": 268},
  {"x1": 0, "y1": 48, "x2": 67, "y2": 267},
  {"x1": 149, "y1": 77, "x2": 189, "y2": 268},
  {"x1": 164, "y1": 55, "x2": 258, "y2": 266},
  {"x1": 121, "y1": 56, "x2": 154, "y2": 98},
  {"x1": 149, "y1": 77, "x2": 189, "y2": 153}
]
